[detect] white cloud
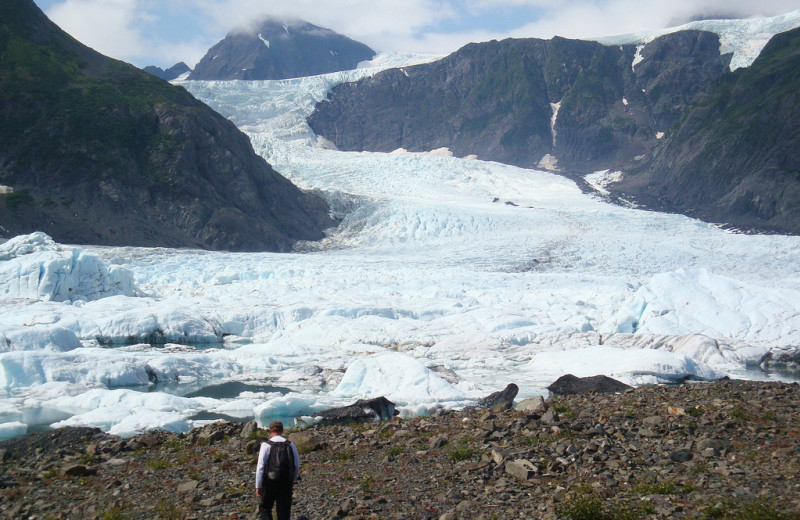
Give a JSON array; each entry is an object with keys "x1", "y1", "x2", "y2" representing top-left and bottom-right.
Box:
[
  {"x1": 46, "y1": 0, "x2": 150, "y2": 60},
  {"x1": 37, "y1": 0, "x2": 800, "y2": 68}
]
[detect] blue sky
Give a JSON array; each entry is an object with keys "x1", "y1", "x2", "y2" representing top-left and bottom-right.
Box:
[{"x1": 32, "y1": 0, "x2": 800, "y2": 68}]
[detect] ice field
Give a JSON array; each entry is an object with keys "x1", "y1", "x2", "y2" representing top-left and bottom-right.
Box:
[{"x1": 2, "y1": 14, "x2": 800, "y2": 439}]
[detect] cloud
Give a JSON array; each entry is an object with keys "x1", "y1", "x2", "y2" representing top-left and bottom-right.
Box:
[
  {"x1": 46, "y1": 0, "x2": 150, "y2": 59},
  {"x1": 37, "y1": 0, "x2": 800, "y2": 68}
]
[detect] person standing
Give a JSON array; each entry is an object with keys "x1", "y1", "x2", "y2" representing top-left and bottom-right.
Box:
[{"x1": 255, "y1": 421, "x2": 301, "y2": 520}]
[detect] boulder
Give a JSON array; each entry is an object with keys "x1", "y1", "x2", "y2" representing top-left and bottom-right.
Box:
[
  {"x1": 478, "y1": 383, "x2": 519, "y2": 411},
  {"x1": 547, "y1": 374, "x2": 632, "y2": 395},
  {"x1": 312, "y1": 396, "x2": 398, "y2": 425},
  {"x1": 516, "y1": 396, "x2": 547, "y2": 413}
]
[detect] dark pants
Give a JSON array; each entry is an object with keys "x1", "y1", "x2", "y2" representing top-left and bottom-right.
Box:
[{"x1": 259, "y1": 479, "x2": 294, "y2": 520}]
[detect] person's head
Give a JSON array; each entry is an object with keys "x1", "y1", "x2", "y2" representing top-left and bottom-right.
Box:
[{"x1": 268, "y1": 420, "x2": 284, "y2": 437}]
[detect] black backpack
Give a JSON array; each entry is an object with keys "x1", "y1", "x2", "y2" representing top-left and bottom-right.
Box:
[{"x1": 264, "y1": 440, "x2": 295, "y2": 481}]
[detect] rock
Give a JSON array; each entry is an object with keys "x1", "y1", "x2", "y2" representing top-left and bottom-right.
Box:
[
  {"x1": 312, "y1": 397, "x2": 399, "y2": 425},
  {"x1": 338, "y1": 498, "x2": 357, "y2": 516},
  {"x1": 696, "y1": 438, "x2": 730, "y2": 455},
  {"x1": 240, "y1": 421, "x2": 258, "y2": 440},
  {"x1": 288, "y1": 431, "x2": 324, "y2": 454},
  {"x1": 478, "y1": 383, "x2": 519, "y2": 411},
  {"x1": 506, "y1": 459, "x2": 537, "y2": 481},
  {"x1": 642, "y1": 416, "x2": 665, "y2": 427},
  {"x1": 547, "y1": 374, "x2": 632, "y2": 395},
  {"x1": 428, "y1": 435, "x2": 449, "y2": 450},
  {"x1": 60, "y1": 464, "x2": 97, "y2": 477},
  {"x1": 516, "y1": 396, "x2": 547, "y2": 413},
  {"x1": 670, "y1": 450, "x2": 693, "y2": 463},
  {"x1": 178, "y1": 480, "x2": 200, "y2": 494}
]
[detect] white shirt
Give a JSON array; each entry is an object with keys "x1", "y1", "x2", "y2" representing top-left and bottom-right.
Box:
[{"x1": 255, "y1": 435, "x2": 301, "y2": 489}]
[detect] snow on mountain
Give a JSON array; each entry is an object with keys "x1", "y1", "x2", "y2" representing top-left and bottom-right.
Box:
[
  {"x1": 1, "y1": 52, "x2": 799, "y2": 438},
  {"x1": 594, "y1": 9, "x2": 800, "y2": 70}
]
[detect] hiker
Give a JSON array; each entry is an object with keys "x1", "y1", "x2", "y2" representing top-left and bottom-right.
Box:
[{"x1": 255, "y1": 420, "x2": 301, "y2": 520}]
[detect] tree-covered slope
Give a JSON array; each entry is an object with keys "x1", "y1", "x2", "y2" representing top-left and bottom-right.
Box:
[{"x1": 0, "y1": 0, "x2": 334, "y2": 250}]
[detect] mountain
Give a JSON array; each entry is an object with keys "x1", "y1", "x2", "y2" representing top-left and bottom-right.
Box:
[
  {"x1": 611, "y1": 26, "x2": 800, "y2": 234},
  {"x1": 307, "y1": 14, "x2": 800, "y2": 234},
  {"x1": 188, "y1": 18, "x2": 375, "y2": 80},
  {"x1": 0, "y1": 0, "x2": 334, "y2": 251},
  {"x1": 142, "y1": 62, "x2": 191, "y2": 81},
  {"x1": 307, "y1": 31, "x2": 731, "y2": 173}
]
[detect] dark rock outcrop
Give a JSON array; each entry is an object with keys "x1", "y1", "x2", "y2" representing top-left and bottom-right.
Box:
[
  {"x1": 311, "y1": 396, "x2": 398, "y2": 425},
  {"x1": 307, "y1": 31, "x2": 730, "y2": 173},
  {"x1": 142, "y1": 62, "x2": 191, "y2": 81},
  {"x1": 0, "y1": 0, "x2": 335, "y2": 250},
  {"x1": 610, "y1": 26, "x2": 800, "y2": 234},
  {"x1": 477, "y1": 383, "x2": 519, "y2": 410},
  {"x1": 188, "y1": 18, "x2": 375, "y2": 80},
  {"x1": 547, "y1": 374, "x2": 632, "y2": 395}
]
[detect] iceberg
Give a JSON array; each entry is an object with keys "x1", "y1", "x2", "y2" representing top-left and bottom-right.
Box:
[
  {"x1": 331, "y1": 352, "x2": 467, "y2": 404},
  {"x1": 0, "y1": 232, "x2": 139, "y2": 302}
]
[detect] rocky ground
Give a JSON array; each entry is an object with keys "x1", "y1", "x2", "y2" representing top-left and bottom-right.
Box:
[{"x1": 1, "y1": 379, "x2": 799, "y2": 520}]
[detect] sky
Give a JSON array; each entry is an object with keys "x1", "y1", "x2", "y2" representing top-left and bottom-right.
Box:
[{"x1": 32, "y1": 0, "x2": 800, "y2": 68}]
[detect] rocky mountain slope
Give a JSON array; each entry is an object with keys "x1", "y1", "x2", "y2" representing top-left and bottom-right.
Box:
[
  {"x1": 307, "y1": 22, "x2": 800, "y2": 235},
  {"x1": 1, "y1": 379, "x2": 798, "y2": 519},
  {"x1": 188, "y1": 18, "x2": 375, "y2": 80},
  {"x1": 142, "y1": 62, "x2": 190, "y2": 81},
  {"x1": 307, "y1": 31, "x2": 731, "y2": 173},
  {"x1": 612, "y1": 26, "x2": 800, "y2": 234},
  {"x1": 0, "y1": 0, "x2": 334, "y2": 251}
]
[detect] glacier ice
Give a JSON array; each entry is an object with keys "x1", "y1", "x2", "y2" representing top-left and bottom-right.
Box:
[{"x1": 0, "y1": 51, "x2": 799, "y2": 438}]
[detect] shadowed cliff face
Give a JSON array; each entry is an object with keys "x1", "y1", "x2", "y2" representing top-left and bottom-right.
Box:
[
  {"x1": 0, "y1": 0, "x2": 335, "y2": 251},
  {"x1": 188, "y1": 19, "x2": 376, "y2": 81},
  {"x1": 614, "y1": 26, "x2": 800, "y2": 235},
  {"x1": 307, "y1": 31, "x2": 730, "y2": 173}
]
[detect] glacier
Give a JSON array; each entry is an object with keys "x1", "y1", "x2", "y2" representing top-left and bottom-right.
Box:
[{"x1": 1, "y1": 45, "x2": 799, "y2": 439}]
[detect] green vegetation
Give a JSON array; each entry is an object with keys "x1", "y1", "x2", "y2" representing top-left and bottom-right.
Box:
[
  {"x1": 729, "y1": 406, "x2": 750, "y2": 421},
  {"x1": 631, "y1": 477, "x2": 677, "y2": 495},
  {"x1": 702, "y1": 498, "x2": 793, "y2": 520},
  {"x1": 102, "y1": 506, "x2": 129, "y2": 520},
  {"x1": 447, "y1": 445, "x2": 475, "y2": 462},
  {"x1": 3, "y1": 190, "x2": 33, "y2": 209},
  {"x1": 145, "y1": 457, "x2": 172, "y2": 470},
  {"x1": 556, "y1": 486, "x2": 649, "y2": 520},
  {"x1": 686, "y1": 406, "x2": 705, "y2": 417},
  {"x1": 385, "y1": 445, "x2": 404, "y2": 458},
  {"x1": 0, "y1": 5, "x2": 202, "y2": 186},
  {"x1": 155, "y1": 499, "x2": 184, "y2": 520}
]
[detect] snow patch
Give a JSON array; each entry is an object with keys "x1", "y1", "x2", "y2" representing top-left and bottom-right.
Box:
[
  {"x1": 656, "y1": 132, "x2": 665, "y2": 139},
  {"x1": 549, "y1": 100, "x2": 562, "y2": 148},
  {"x1": 258, "y1": 34, "x2": 270, "y2": 48},
  {"x1": 537, "y1": 154, "x2": 559, "y2": 171},
  {"x1": 632, "y1": 43, "x2": 646, "y2": 71}
]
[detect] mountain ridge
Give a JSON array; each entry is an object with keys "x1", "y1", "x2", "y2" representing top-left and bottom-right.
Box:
[
  {"x1": 188, "y1": 18, "x2": 376, "y2": 80},
  {"x1": 307, "y1": 15, "x2": 800, "y2": 234},
  {"x1": 0, "y1": 0, "x2": 335, "y2": 251}
]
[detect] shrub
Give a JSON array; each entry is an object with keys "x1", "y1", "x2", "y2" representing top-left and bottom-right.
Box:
[{"x1": 448, "y1": 446, "x2": 475, "y2": 462}]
